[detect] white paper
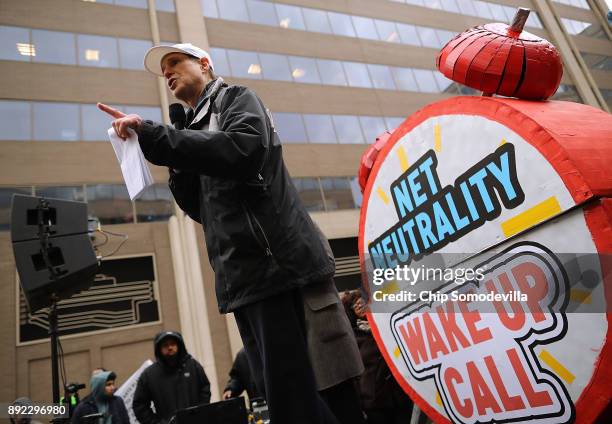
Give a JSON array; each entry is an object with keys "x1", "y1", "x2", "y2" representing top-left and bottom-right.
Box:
[
  {"x1": 107, "y1": 127, "x2": 154, "y2": 200},
  {"x1": 116, "y1": 359, "x2": 154, "y2": 424}
]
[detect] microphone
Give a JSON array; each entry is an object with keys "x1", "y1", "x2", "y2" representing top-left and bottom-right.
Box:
[{"x1": 169, "y1": 103, "x2": 186, "y2": 130}]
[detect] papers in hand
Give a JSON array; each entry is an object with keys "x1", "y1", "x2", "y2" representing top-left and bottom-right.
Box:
[{"x1": 107, "y1": 127, "x2": 154, "y2": 200}]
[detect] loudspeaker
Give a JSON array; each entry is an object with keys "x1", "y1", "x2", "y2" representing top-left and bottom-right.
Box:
[
  {"x1": 10, "y1": 194, "x2": 98, "y2": 312},
  {"x1": 176, "y1": 397, "x2": 248, "y2": 424}
]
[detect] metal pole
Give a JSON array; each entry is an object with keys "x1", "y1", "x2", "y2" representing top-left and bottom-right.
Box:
[{"x1": 49, "y1": 298, "x2": 60, "y2": 404}]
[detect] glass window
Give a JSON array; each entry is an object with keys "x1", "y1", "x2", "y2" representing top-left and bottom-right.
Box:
[
  {"x1": 77, "y1": 34, "x2": 119, "y2": 68},
  {"x1": 434, "y1": 72, "x2": 455, "y2": 93},
  {"x1": 413, "y1": 69, "x2": 439, "y2": 92},
  {"x1": 135, "y1": 184, "x2": 173, "y2": 222},
  {"x1": 321, "y1": 177, "x2": 355, "y2": 210},
  {"x1": 303, "y1": 8, "x2": 332, "y2": 34},
  {"x1": 82, "y1": 104, "x2": 112, "y2": 141},
  {"x1": 272, "y1": 113, "x2": 307, "y2": 143},
  {"x1": 119, "y1": 38, "x2": 152, "y2": 70},
  {"x1": 396, "y1": 23, "x2": 421, "y2": 46},
  {"x1": 359, "y1": 116, "x2": 387, "y2": 144},
  {"x1": 124, "y1": 106, "x2": 162, "y2": 122},
  {"x1": 31, "y1": 29, "x2": 76, "y2": 65},
  {"x1": 332, "y1": 115, "x2": 365, "y2": 144},
  {"x1": 349, "y1": 177, "x2": 363, "y2": 208},
  {"x1": 36, "y1": 186, "x2": 85, "y2": 202},
  {"x1": 201, "y1": 0, "x2": 219, "y2": 18},
  {"x1": 259, "y1": 53, "x2": 292, "y2": 81},
  {"x1": 417, "y1": 26, "x2": 441, "y2": 48},
  {"x1": 367, "y1": 64, "x2": 396, "y2": 90},
  {"x1": 87, "y1": 184, "x2": 133, "y2": 224},
  {"x1": 218, "y1": 0, "x2": 250, "y2": 22},
  {"x1": 456, "y1": 0, "x2": 477, "y2": 16},
  {"x1": 316, "y1": 59, "x2": 348, "y2": 86},
  {"x1": 436, "y1": 30, "x2": 455, "y2": 46},
  {"x1": 391, "y1": 67, "x2": 419, "y2": 91},
  {"x1": 0, "y1": 100, "x2": 31, "y2": 141},
  {"x1": 473, "y1": 1, "x2": 493, "y2": 19},
  {"x1": 526, "y1": 13, "x2": 542, "y2": 29},
  {"x1": 501, "y1": 5, "x2": 515, "y2": 22},
  {"x1": 247, "y1": 0, "x2": 278, "y2": 26},
  {"x1": 352, "y1": 16, "x2": 379, "y2": 40},
  {"x1": 343, "y1": 62, "x2": 372, "y2": 88},
  {"x1": 328, "y1": 12, "x2": 356, "y2": 37},
  {"x1": 0, "y1": 187, "x2": 32, "y2": 231},
  {"x1": 375, "y1": 20, "x2": 400, "y2": 43},
  {"x1": 275, "y1": 4, "x2": 306, "y2": 30},
  {"x1": 226, "y1": 50, "x2": 262, "y2": 79},
  {"x1": 292, "y1": 178, "x2": 324, "y2": 212},
  {"x1": 156, "y1": 0, "x2": 175, "y2": 12},
  {"x1": 440, "y1": 0, "x2": 460, "y2": 13},
  {"x1": 303, "y1": 114, "x2": 337, "y2": 143},
  {"x1": 289, "y1": 56, "x2": 321, "y2": 84},
  {"x1": 210, "y1": 47, "x2": 231, "y2": 76},
  {"x1": 488, "y1": 3, "x2": 507, "y2": 21},
  {"x1": 581, "y1": 53, "x2": 612, "y2": 71},
  {"x1": 551, "y1": 84, "x2": 582, "y2": 103},
  {"x1": 424, "y1": 0, "x2": 444, "y2": 9},
  {"x1": 33, "y1": 102, "x2": 80, "y2": 141},
  {"x1": 0, "y1": 26, "x2": 31, "y2": 62},
  {"x1": 115, "y1": 0, "x2": 147, "y2": 8},
  {"x1": 385, "y1": 116, "x2": 405, "y2": 130}
]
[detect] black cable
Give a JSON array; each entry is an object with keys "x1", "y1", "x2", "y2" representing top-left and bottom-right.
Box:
[{"x1": 99, "y1": 229, "x2": 128, "y2": 259}]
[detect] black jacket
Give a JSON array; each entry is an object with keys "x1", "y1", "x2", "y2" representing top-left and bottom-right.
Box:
[
  {"x1": 133, "y1": 331, "x2": 211, "y2": 424},
  {"x1": 136, "y1": 78, "x2": 335, "y2": 312},
  {"x1": 224, "y1": 348, "x2": 260, "y2": 399},
  {"x1": 71, "y1": 395, "x2": 129, "y2": 424}
]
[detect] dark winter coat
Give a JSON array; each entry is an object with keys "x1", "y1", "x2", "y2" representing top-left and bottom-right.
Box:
[
  {"x1": 132, "y1": 331, "x2": 211, "y2": 424},
  {"x1": 135, "y1": 78, "x2": 335, "y2": 313},
  {"x1": 71, "y1": 371, "x2": 129, "y2": 424},
  {"x1": 224, "y1": 347, "x2": 260, "y2": 399},
  {"x1": 71, "y1": 396, "x2": 129, "y2": 424}
]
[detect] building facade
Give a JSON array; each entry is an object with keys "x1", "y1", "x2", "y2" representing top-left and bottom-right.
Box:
[{"x1": 0, "y1": 0, "x2": 610, "y2": 408}]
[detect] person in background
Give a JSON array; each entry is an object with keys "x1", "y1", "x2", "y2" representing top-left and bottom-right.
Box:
[
  {"x1": 71, "y1": 370, "x2": 129, "y2": 424},
  {"x1": 342, "y1": 290, "x2": 414, "y2": 424},
  {"x1": 9, "y1": 397, "x2": 43, "y2": 424},
  {"x1": 132, "y1": 331, "x2": 211, "y2": 424},
  {"x1": 223, "y1": 347, "x2": 261, "y2": 401}
]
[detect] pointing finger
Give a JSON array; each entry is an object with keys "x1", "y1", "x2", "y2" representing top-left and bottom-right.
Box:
[{"x1": 97, "y1": 102, "x2": 126, "y2": 119}]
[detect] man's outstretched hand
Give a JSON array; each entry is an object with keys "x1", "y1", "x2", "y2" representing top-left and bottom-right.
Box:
[{"x1": 97, "y1": 102, "x2": 143, "y2": 141}]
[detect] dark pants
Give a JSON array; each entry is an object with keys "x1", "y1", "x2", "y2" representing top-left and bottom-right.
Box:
[
  {"x1": 234, "y1": 289, "x2": 339, "y2": 424},
  {"x1": 320, "y1": 378, "x2": 366, "y2": 424}
]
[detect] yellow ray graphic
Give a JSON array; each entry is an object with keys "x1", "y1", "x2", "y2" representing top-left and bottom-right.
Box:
[
  {"x1": 376, "y1": 187, "x2": 390, "y2": 205},
  {"x1": 397, "y1": 146, "x2": 409, "y2": 171},
  {"x1": 500, "y1": 138, "x2": 507, "y2": 146},
  {"x1": 435, "y1": 391, "x2": 443, "y2": 406},
  {"x1": 570, "y1": 289, "x2": 592, "y2": 304},
  {"x1": 434, "y1": 124, "x2": 442, "y2": 152},
  {"x1": 381, "y1": 280, "x2": 400, "y2": 295},
  {"x1": 539, "y1": 350, "x2": 575, "y2": 384},
  {"x1": 393, "y1": 346, "x2": 401, "y2": 358},
  {"x1": 501, "y1": 196, "x2": 562, "y2": 238}
]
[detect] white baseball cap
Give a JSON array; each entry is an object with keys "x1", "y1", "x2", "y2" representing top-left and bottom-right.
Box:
[{"x1": 143, "y1": 43, "x2": 214, "y2": 76}]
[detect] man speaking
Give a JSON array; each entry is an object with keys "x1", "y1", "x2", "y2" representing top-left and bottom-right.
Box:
[{"x1": 98, "y1": 43, "x2": 338, "y2": 423}]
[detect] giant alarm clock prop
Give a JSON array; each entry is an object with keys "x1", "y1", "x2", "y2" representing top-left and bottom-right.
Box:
[{"x1": 358, "y1": 8, "x2": 612, "y2": 424}]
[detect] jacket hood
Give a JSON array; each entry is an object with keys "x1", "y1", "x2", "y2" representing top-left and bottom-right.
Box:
[
  {"x1": 154, "y1": 330, "x2": 188, "y2": 366},
  {"x1": 90, "y1": 370, "x2": 115, "y2": 402}
]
